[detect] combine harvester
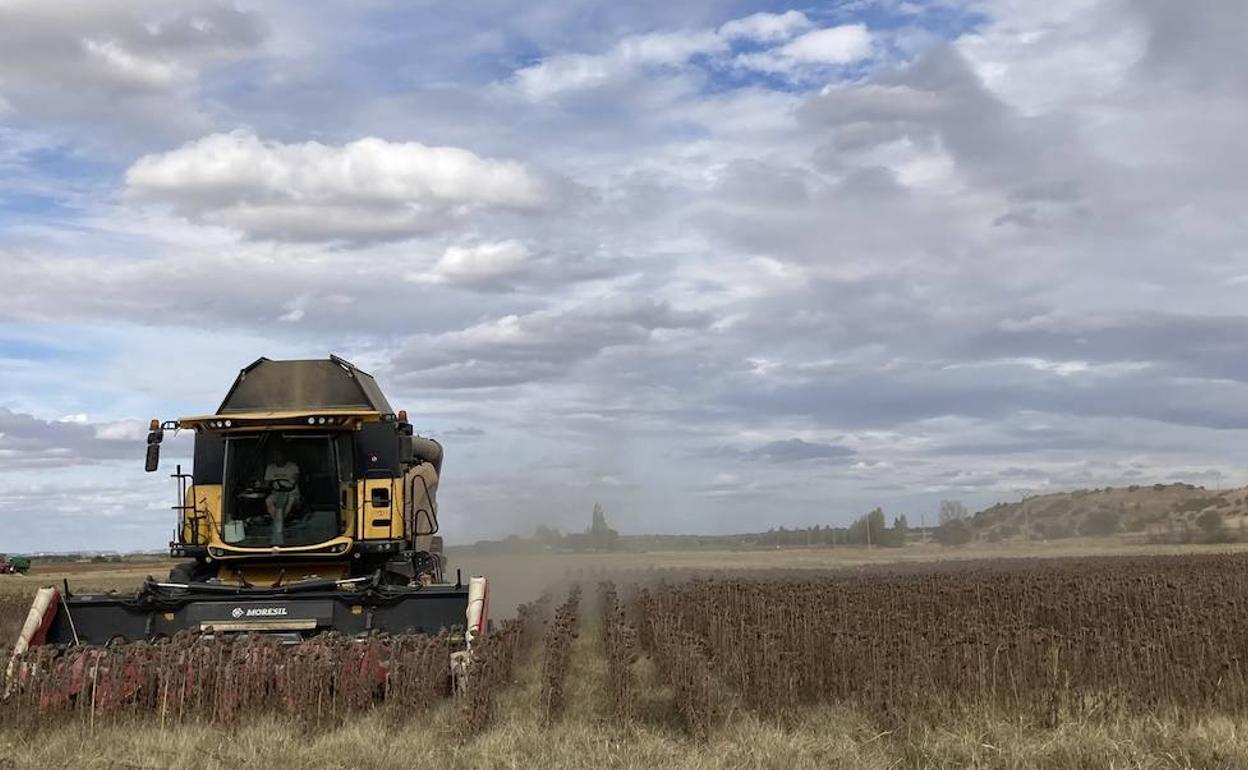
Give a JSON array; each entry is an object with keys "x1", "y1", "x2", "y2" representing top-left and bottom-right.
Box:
[{"x1": 8, "y1": 356, "x2": 488, "y2": 704}]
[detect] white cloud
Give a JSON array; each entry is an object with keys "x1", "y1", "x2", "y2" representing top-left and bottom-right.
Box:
[
  {"x1": 514, "y1": 29, "x2": 726, "y2": 99},
  {"x1": 613, "y1": 29, "x2": 726, "y2": 65},
  {"x1": 718, "y1": 11, "x2": 813, "y2": 42},
  {"x1": 782, "y1": 25, "x2": 873, "y2": 64},
  {"x1": 393, "y1": 298, "x2": 711, "y2": 388},
  {"x1": 81, "y1": 39, "x2": 186, "y2": 89},
  {"x1": 736, "y1": 24, "x2": 873, "y2": 73},
  {"x1": 413, "y1": 240, "x2": 533, "y2": 287},
  {"x1": 514, "y1": 53, "x2": 618, "y2": 99},
  {"x1": 93, "y1": 420, "x2": 149, "y2": 442},
  {"x1": 124, "y1": 131, "x2": 550, "y2": 242},
  {"x1": 956, "y1": 0, "x2": 1147, "y2": 115},
  {"x1": 514, "y1": 11, "x2": 828, "y2": 99},
  {"x1": 0, "y1": 409, "x2": 161, "y2": 468},
  {"x1": 0, "y1": 0, "x2": 264, "y2": 145}
]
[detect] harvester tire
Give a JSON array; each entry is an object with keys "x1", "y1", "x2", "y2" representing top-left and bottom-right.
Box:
[{"x1": 168, "y1": 561, "x2": 213, "y2": 583}]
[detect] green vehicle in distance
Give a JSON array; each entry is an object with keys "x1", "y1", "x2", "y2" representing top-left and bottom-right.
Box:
[{"x1": 0, "y1": 556, "x2": 30, "y2": 575}]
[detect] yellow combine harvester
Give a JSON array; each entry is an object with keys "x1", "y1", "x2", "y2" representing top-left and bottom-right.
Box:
[{"x1": 16, "y1": 356, "x2": 487, "y2": 648}]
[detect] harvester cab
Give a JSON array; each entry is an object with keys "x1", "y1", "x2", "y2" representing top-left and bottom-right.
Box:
[{"x1": 12, "y1": 356, "x2": 488, "y2": 651}]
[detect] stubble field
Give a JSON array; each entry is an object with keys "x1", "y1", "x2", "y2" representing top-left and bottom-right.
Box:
[{"x1": 5, "y1": 545, "x2": 1248, "y2": 769}]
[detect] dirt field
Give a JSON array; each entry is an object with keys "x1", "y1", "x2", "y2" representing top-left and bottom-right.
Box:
[
  {"x1": 12, "y1": 537, "x2": 1248, "y2": 603},
  {"x1": 7, "y1": 544, "x2": 1248, "y2": 769},
  {"x1": 449, "y1": 538, "x2": 1248, "y2": 616}
]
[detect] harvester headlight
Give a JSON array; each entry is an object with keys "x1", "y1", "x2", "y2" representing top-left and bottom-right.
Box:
[
  {"x1": 318, "y1": 417, "x2": 327, "y2": 424},
  {"x1": 223, "y1": 420, "x2": 232, "y2": 428},
  {"x1": 307, "y1": 417, "x2": 316, "y2": 425}
]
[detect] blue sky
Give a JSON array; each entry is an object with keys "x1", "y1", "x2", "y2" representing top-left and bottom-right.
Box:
[{"x1": 2, "y1": 0, "x2": 1247, "y2": 551}]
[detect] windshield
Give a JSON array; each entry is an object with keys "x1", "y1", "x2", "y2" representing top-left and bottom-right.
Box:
[{"x1": 222, "y1": 433, "x2": 344, "y2": 547}]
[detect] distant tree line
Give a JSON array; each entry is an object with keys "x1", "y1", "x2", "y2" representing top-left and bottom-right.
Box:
[
  {"x1": 935, "y1": 499, "x2": 973, "y2": 546},
  {"x1": 1147, "y1": 508, "x2": 1244, "y2": 545},
  {"x1": 476, "y1": 500, "x2": 1000, "y2": 553},
  {"x1": 751, "y1": 508, "x2": 911, "y2": 548},
  {"x1": 533, "y1": 503, "x2": 620, "y2": 552}
]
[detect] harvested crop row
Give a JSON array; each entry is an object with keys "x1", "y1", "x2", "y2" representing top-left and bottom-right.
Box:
[
  {"x1": 539, "y1": 584, "x2": 580, "y2": 725},
  {"x1": 598, "y1": 581, "x2": 639, "y2": 721},
  {"x1": 460, "y1": 594, "x2": 551, "y2": 736},
  {"x1": 632, "y1": 587, "x2": 721, "y2": 739}
]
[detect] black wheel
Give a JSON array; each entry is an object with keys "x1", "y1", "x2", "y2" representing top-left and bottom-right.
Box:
[
  {"x1": 379, "y1": 568, "x2": 413, "y2": 586},
  {"x1": 168, "y1": 560, "x2": 212, "y2": 583}
]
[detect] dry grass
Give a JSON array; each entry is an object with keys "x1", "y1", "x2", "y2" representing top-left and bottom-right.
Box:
[{"x1": 6, "y1": 636, "x2": 1248, "y2": 770}]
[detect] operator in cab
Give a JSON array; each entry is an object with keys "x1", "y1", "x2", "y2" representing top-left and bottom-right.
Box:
[{"x1": 264, "y1": 445, "x2": 301, "y2": 522}]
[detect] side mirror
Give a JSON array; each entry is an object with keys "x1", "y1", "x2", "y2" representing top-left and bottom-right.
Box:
[
  {"x1": 145, "y1": 443, "x2": 161, "y2": 472},
  {"x1": 145, "y1": 429, "x2": 163, "y2": 472}
]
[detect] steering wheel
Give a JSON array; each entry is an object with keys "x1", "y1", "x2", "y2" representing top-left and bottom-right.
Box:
[{"x1": 238, "y1": 478, "x2": 295, "y2": 499}]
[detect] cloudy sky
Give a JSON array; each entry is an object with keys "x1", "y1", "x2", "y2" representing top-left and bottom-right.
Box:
[{"x1": 2, "y1": 0, "x2": 1245, "y2": 551}]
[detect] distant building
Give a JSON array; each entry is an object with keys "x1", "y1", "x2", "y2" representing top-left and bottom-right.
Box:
[{"x1": 562, "y1": 503, "x2": 620, "y2": 552}]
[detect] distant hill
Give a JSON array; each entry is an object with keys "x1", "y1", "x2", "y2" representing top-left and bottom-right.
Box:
[
  {"x1": 453, "y1": 483, "x2": 1248, "y2": 554},
  {"x1": 965, "y1": 483, "x2": 1248, "y2": 543}
]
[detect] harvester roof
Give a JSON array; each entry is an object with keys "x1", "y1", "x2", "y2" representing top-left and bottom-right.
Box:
[
  {"x1": 215, "y1": 356, "x2": 392, "y2": 415},
  {"x1": 178, "y1": 356, "x2": 395, "y2": 428}
]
